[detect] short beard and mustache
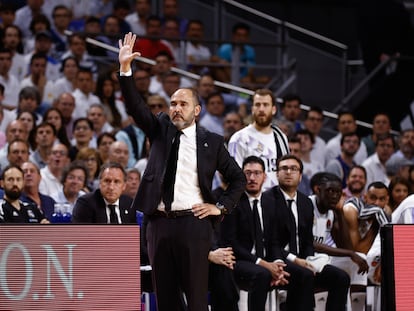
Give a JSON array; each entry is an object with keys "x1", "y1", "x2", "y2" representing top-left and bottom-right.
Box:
[
  {"x1": 5, "y1": 188, "x2": 22, "y2": 201},
  {"x1": 254, "y1": 113, "x2": 273, "y2": 127}
]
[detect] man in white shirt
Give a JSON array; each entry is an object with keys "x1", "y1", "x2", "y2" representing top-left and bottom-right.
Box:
[
  {"x1": 0, "y1": 48, "x2": 20, "y2": 109},
  {"x1": 71, "y1": 68, "x2": 100, "y2": 120}
]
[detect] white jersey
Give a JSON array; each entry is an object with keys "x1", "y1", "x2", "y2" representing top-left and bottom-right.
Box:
[
  {"x1": 309, "y1": 195, "x2": 336, "y2": 247},
  {"x1": 228, "y1": 124, "x2": 289, "y2": 191},
  {"x1": 392, "y1": 194, "x2": 414, "y2": 224}
]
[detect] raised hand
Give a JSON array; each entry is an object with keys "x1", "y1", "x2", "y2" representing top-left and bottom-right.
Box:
[{"x1": 118, "y1": 32, "x2": 141, "y2": 72}]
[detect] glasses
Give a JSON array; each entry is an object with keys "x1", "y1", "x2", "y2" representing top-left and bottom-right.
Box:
[
  {"x1": 278, "y1": 165, "x2": 300, "y2": 173},
  {"x1": 149, "y1": 103, "x2": 165, "y2": 109},
  {"x1": 243, "y1": 170, "x2": 263, "y2": 177},
  {"x1": 51, "y1": 150, "x2": 67, "y2": 156}
]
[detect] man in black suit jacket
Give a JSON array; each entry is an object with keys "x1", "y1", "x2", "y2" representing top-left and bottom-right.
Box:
[
  {"x1": 222, "y1": 156, "x2": 289, "y2": 311},
  {"x1": 262, "y1": 155, "x2": 350, "y2": 311},
  {"x1": 118, "y1": 33, "x2": 246, "y2": 311},
  {"x1": 72, "y1": 162, "x2": 134, "y2": 223}
]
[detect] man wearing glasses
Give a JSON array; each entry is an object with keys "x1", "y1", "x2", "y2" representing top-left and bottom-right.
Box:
[{"x1": 262, "y1": 154, "x2": 350, "y2": 311}]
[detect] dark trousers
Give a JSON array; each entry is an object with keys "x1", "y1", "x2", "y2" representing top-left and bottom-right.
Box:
[
  {"x1": 146, "y1": 215, "x2": 212, "y2": 311},
  {"x1": 209, "y1": 263, "x2": 239, "y2": 311},
  {"x1": 284, "y1": 262, "x2": 350, "y2": 311},
  {"x1": 234, "y1": 260, "x2": 273, "y2": 311}
]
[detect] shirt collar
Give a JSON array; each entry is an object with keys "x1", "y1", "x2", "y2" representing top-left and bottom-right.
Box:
[
  {"x1": 181, "y1": 123, "x2": 196, "y2": 138},
  {"x1": 280, "y1": 188, "x2": 297, "y2": 202},
  {"x1": 104, "y1": 198, "x2": 120, "y2": 207}
]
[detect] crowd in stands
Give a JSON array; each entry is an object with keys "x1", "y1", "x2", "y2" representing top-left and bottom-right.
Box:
[{"x1": 1, "y1": 1, "x2": 414, "y2": 310}]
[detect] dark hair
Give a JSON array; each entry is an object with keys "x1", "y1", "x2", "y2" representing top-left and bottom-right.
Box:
[
  {"x1": 35, "y1": 122, "x2": 57, "y2": 137},
  {"x1": 95, "y1": 73, "x2": 122, "y2": 128},
  {"x1": 310, "y1": 172, "x2": 342, "y2": 188},
  {"x1": 29, "y1": 14, "x2": 51, "y2": 35},
  {"x1": 232, "y1": 22, "x2": 250, "y2": 34},
  {"x1": 97, "y1": 132, "x2": 116, "y2": 146},
  {"x1": 305, "y1": 106, "x2": 323, "y2": 119},
  {"x1": 367, "y1": 181, "x2": 389, "y2": 192},
  {"x1": 61, "y1": 160, "x2": 88, "y2": 186},
  {"x1": 98, "y1": 162, "x2": 127, "y2": 181},
  {"x1": 18, "y1": 86, "x2": 41, "y2": 106},
  {"x1": 52, "y1": 5, "x2": 71, "y2": 17},
  {"x1": 0, "y1": 83, "x2": 4, "y2": 96},
  {"x1": 206, "y1": 91, "x2": 224, "y2": 104},
  {"x1": 1, "y1": 164, "x2": 24, "y2": 180},
  {"x1": 30, "y1": 52, "x2": 47, "y2": 65},
  {"x1": 294, "y1": 128, "x2": 315, "y2": 144},
  {"x1": 76, "y1": 147, "x2": 102, "y2": 179},
  {"x1": 60, "y1": 55, "x2": 79, "y2": 73},
  {"x1": 346, "y1": 165, "x2": 367, "y2": 179},
  {"x1": 388, "y1": 176, "x2": 410, "y2": 209},
  {"x1": 7, "y1": 139, "x2": 30, "y2": 154},
  {"x1": 43, "y1": 108, "x2": 71, "y2": 148},
  {"x1": 340, "y1": 132, "x2": 360, "y2": 145},
  {"x1": 281, "y1": 94, "x2": 302, "y2": 108},
  {"x1": 276, "y1": 154, "x2": 303, "y2": 173},
  {"x1": 375, "y1": 133, "x2": 396, "y2": 149},
  {"x1": 155, "y1": 50, "x2": 173, "y2": 62},
  {"x1": 242, "y1": 155, "x2": 265, "y2": 172},
  {"x1": 4, "y1": 25, "x2": 24, "y2": 53},
  {"x1": 72, "y1": 118, "x2": 93, "y2": 133},
  {"x1": 337, "y1": 110, "x2": 355, "y2": 121}
]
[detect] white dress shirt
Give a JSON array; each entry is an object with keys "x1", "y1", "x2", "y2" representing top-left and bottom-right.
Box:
[{"x1": 104, "y1": 198, "x2": 121, "y2": 224}]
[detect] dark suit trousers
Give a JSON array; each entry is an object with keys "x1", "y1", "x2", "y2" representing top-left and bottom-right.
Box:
[
  {"x1": 209, "y1": 263, "x2": 239, "y2": 311},
  {"x1": 146, "y1": 214, "x2": 212, "y2": 311},
  {"x1": 284, "y1": 262, "x2": 350, "y2": 311},
  {"x1": 234, "y1": 260, "x2": 273, "y2": 311}
]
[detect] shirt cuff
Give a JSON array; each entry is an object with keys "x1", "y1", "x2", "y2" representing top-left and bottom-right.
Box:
[
  {"x1": 120, "y1": 69, "x2": 132, "y2": 76},
  {"x1": 287, "y1": 253, "x2": 297, "y2": 262},
  {"x1": 255, "y1": 257, "x2": 262, "y2": 265}
]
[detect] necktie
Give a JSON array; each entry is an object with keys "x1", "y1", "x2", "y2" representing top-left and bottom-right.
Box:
[
  {"x1": 163, "y1": 130, "x2": 182, "y2": 211},
  {"x1": 287, "y1": 199, "x2": 297, "y2": 255},
  {"x1": 252, "y1": 199, "x2": 264, "y2": 258},
  {"x1": 108, "y1": 204, "x2": 119, "y2": 224}
]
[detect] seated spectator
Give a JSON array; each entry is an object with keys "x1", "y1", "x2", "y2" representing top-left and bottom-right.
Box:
[
  {"x1": 303, "y1": 105, "x2": 326, "y2": 168},
  {"x1": 69, "y1": 118, "x2": 94, "y2": 160},
  {"x1": 161, "y1": 18, "x2": 183, "y2": 65},
  {"x1": 24, "y1": 13, "x2": 51, "y2": 53},
  {"x1": 53, "y1": 56, "x2": 79, "y2": 98},
  {"x1": 96, "y1": 15, "x2": 123, "y2": 60},
  {"x1": 14, "y1": 0, "x2": 44, "y2": 39},
  {"x1": 0, "y1": 165, "x2": 49, "y2": 224},
  {"x1": 0, "y1": 47, "x2": 20, "y2": 109},
  {"x1": 133, "y1": 15, "x2": 174, "y2": 61},
  {"x1": 361, "y1": 112, "x2": 392, "y2": 156},
  {"x1": 83, "y1": 16, "x2": 108, "y2": 57},
  {"x1": 184, "y1": 19, "x2": 212, "y2": 74},
  {"x1": 43, "y1": 107, "x2": 71, "y2": 148},
  {"x1": 199, "y1": 92, "x2": 225, "y2": 136},
  {"x1": 102, "y1": 0, "x2": 131, "y2": 34},
  {"x1": 385, "y1": 156, "x2": 413, "y2": 181},
  {"x1": 53, "y1": 92, "x2": 76, "y2": 140},
  {"x1": 87, "y1": 104, "x2": 114, "y2": 147},
  {"x1": 6, "y1": 139, "x2": 30, "y2": 168},
  {"x1": 2, "y1": 25, "x2": 27, "y2": 82},
  {"x1": 108, "y1": 140, "x2": 131, "y2": 169},
  {"x1": 49, "y1": 5, "x2": 72, "y2": 59},
  {"x1": 326, "y1": 132, "x2": 361, "y2": 188},
  {"x1": 29, "y1": 122, "x2": 57, "y2": 169},
  {"x1": 123, "y1": 167, "x2": 141, "y2": 199},
  {"x1": 385, "y1": 176, "x2": 410, "y2": 216},
  {"x1": 325, "y1": 110, "x2": 368, "y2": 165},
  {"x1": 76, "y1": 147, "x2": 101, "y2": 191},
  {"x1": 222, "y1": 111, "x2": 244, "y2": 146},
  {"x1": 161, "y1": 0, "x2": 188, "y2": 38},
  {"x1": 362, "y1": 133, "x2": 395, "y2": 187},
  {"x1": 72, "y1": 162, "x2": 134, "y2": 224},
  {"x1": 158, "y1": 71, "x2": 181, "y2": 104},
  {"x1": 51, "y1": 160, "x2": 88, "y2": 214},
  {"x1": 21, "y1": 161, "x2": 56, "y2": 221},
  {"x1": 125, "y1": 0, "x2": 151, "y2": 36},
  {"x1": 39, "y1": 143, "x2": 70, "y2": 197},
  {"x1": 388, "y1": 128, "x2": 414, "y2": 162},
  {"x1": 71, "y1": 68, "x2": 100, "y2": 120},
  {"x1": 343, "y1": 165, "x2": 367, "y2": 200},
  {"x1": 147, "y1": 94, "x2": 169, "y2": 115},
  {"x1": 20, "y1": 53, "x2": 55, "y2": 106},
  {"x1": 17, "y1": 111, "x2": 37, "y2": 150},
  {"x1": 0, "y1": 120, "x2": 28, "y2": 170},
  {"x1": 97, "y1": 132, "x2": 115, "y2": 164},
  {"x1": 278, "y1": 94, "x2": 304, "y2": 132},
  {"x1": 14, "y1": 86, "x2": 45, "y2": 122},
  {"x1": 392, "y1": 194, "x2": 414, "y2": 224}
]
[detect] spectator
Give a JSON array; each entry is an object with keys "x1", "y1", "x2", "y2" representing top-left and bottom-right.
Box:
[
  {"x1": 184, "y1": 19, "x2": 212, "y2": 74},
  {"x1": 123, "y1": 167, "x2": 141, "y2": 199},
  {"x1": 362, "y1": 133, "x2": 395, "y2": 187},
  {"x1": 97, "y1": 132, "x2": 115, "y2": 164},
  {"x1": 325, "y1": 110, "x2": 368, "y2": 165},
  {"x1": 228, "y1": 88, "x2": 289, "y2": 191},
  {"x1": 72, "y1": 162, "x2": 134, "y2": 223},
  {"x1": 103, "y1": 0, "x2": 131, "y2": 34},
  {"x1": 279, "y1": 93, "x2": 304, "y2": 132},
  {"x1": 389, "y1": 128, "x2": 414, "y2": 162},
  {"x1": 87, "y1": 104, "x2": 114, "y2": 146},
  {"x1": 21, "y1": 161, "x2": 56, "y2": 221},
  {"x1": 133, "y1": 68, "x2": 153, "y2": 103},
  {"x1": 51, "y1": 160, "x2": 88, "y2": 214},
  {"x1": 294, "y1": 128, "x2": 323, "y2": 181},
  {"x1": 71, "y1": 67, "x2": 100, "y2": 120},
  {"x1": 361, "y1": 112, "x2": 392, "y2": 156},
  {"x1": 39, "y1": 143, "x2": 70, "y2": 196},
  {"x1": 343, "y1": 165, "x2": 367, "y2": 200},
  {"x1": 125, "y1": 0, "x2": 151, "y2": 36},
  {"x1": 326, "y1": 132, "x2": 361, "y2": 188},
  {"x1": 158, "y1": 71, "x2": 181, "y2": 104},
  {"x1": 76, "y1": 147, "x2": 101, "y2": 191},
  {"x1": 0, "y1": 83, "x2": 16, "y2": 135},
  {"x1": 147, "y1": 94, "x2": 169, "y2": 115},
  {"x1": 6, "y1": 139, "x2": 30, "y2": 168},
  {"x1": 69, "y1": 118, "x2": 94, "y2": 160},
  {"x1": 222, "y1": 111, "x2": 244, "y2": 145},
  {"x1": 0, "y1": 120, "x2": 28, "y2": 169},
  {"x1": 0, "y1": 4, "x2": 16, "y2": 34},
  {"x1": 161, "y1": 18, "x2": 183, "y2": 65},
  {"x1": 96, "y1": 15, "x2": 123, "y2": 60},
  {"x1": 17, "y1": 111, "x2": 37, "y2": 150},
  {"x1": 107, "y1": 140, "x2": 129, "y2": 169},
  {"x1": 2, "y1": 25, "x2": 26, "y2": 81},
  {"x1": 53, "y1": 92, "x2": 76, "y2": 140},
  {"x1": 199, "y1": 92, "x2": 226, "y2": 136},
  {"x1": 0, "y1": 47, "x2": 20, "y2": 109},
  {"x1": 15, "y1": 86, "x2": 44, "y2": 122},
  {"x1": 20, "y1": 52, "x2": 55, "y2": 106},
  {"x1": 0, "y1": 164, "x2": 49, "y2": 223},
  {"x1": 24, "y1": 14, "x2": 52, "y2": 57},
  {"x1": 303, "y1": 105, "x2": 326, "y2": 167},
  {"x1": 53, "y1": 56, "x2": 79, "y2": 98},
  {"x1": 161, "y1": 0, "x2": 188, "y2": 38},
  {"x1": 49, "y1": 5, "x2": 72, "y2": 58},
  {"x1": 14, "y1": 0, "x2": 45, "y2": 39},
  {"x1": 29, "y1": 122, "x2": 56, "y2": 169},
  {"x1": 386, "y1": 176, "x2": 410, "y2": 216},
  {"x1": 133, "y1": 15, "x2": 174, "y2": 61},
  {"x1": 43, "y1": 107, "x2": 71, "y2": 148}
]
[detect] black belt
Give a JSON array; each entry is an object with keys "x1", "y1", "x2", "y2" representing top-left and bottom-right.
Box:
[{"x1": 153, "y1": 209, "x2": 194, "y2": 218}]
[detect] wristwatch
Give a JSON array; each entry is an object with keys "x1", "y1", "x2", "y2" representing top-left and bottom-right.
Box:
[{"x1": 216, "y1": 203, "x2": 228, "y2": 215}]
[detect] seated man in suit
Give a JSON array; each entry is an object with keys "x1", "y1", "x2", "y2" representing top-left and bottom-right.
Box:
[
  {"x1": 222, "y1": 155, "x2": 289, "y2": 311},
  {"x1": 72, "y1": 162, "x2": 134, "y2": 223},
  {"x1": 262, "y1": 154, "x2": 350, "y2": 311}
]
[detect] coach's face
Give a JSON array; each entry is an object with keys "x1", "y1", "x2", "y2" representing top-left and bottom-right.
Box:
[
  {"x1": 100, "y1": 168, "x2": 126, "y2": 204},
  {"x1": 169, "y1": 89, "x2": 201, "y2": 130}
]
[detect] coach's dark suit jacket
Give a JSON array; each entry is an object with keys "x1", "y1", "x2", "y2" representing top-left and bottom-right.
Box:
[
  {"x1": 72, "y1": 189, "x2": 134, "y2": 223},
  {"x1": 222, "y1": 192, "x2": 279, "y2": 262},
  {"x1": 119, "y1": 75, "x2": 246, "y2": 215},
  {"x1": 262, "y1": 186, "x2": 314, "y2": 260}
]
